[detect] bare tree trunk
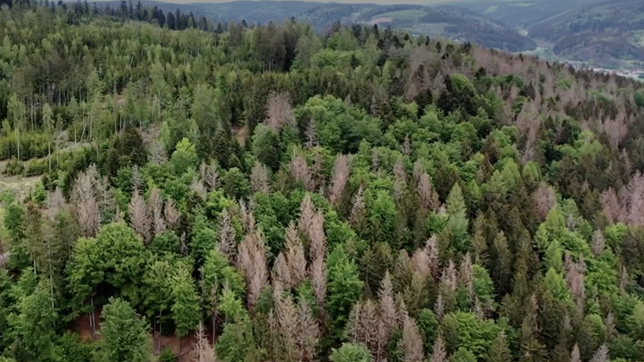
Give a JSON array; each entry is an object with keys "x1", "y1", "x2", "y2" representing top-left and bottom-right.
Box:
[{"x1": 90, "y1": 297, "x2": 96, "y2": 338}]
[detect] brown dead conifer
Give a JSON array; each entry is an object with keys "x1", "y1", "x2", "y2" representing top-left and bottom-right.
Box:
[
  {"x1": 347, "y1": 300, "x2": 379, "y2": 358},
  {"x1": 310, "y1": 257, "x2": 326, "y2": 311},
  {"x1": 149, "y1": 188, "x2": 166, "y2": 236},
  {"x1": 297, "y1": 295, "x2": 320, "y2": 362},
  {"x1": 290, "y1": 152, "x2": 315, "y2": 192},
  {"x1": 218, "y1": 209, "x2": 236, "y2": 261},
  {"x1": 128, "y1": 190, "x2": 151, "y2": 243},
  {"x1": 200, "y1": 161, "x2": 219, "y2": 192},
  {"x1": 309, "y1": 212, "x2": 326, "y2": 264},
  {"x1": 299, "y1": 193, "x2": 316, "y2": 239},
  {"x1": 274, "y1": 253, "x2": 293, "y2": 290},
  {"x1": 533, "y1": 184, "x2": 557, "y2": 221},
  {"x1": 418, "y1": 171, "x2": 439, "y2": 211},
  {"x1": 377, "y1": 272, "x2": 397, "y2": 361},
  {"x1": 164, "y1": 198, "x2": 180, "y2": 231},
  {"x1": 429, "y1": 334, "x2": 447, "y2": 362},
  {"x1": 190, "y1": 179, "x2": 208, "y2": 201},
  {"x1": 77, "y1": 193, "x2": 100, "y2": 238},
  {"x1": 273, "y1": 283, "x2": 299, "y2": 361},
  {"x1": 191, "y1": 322, "x2": 217, "y2": 362},
  {"x1": 590, "y1": 344, "x2": 610, "y2": 362},
  {"x1": 600, "y1": 188, "x2": 620, "y2": 224},
  {"x1": 570, "y1": 343, "x2": 581, "y2": 362},
  {"x1": 459, "y1": 253, "x2": 475, "y2": 301},
  {"x1": 350, "y1": 186, "x2": 366, "y2": 230},
  {"x1": 401, "y1": 315, "x2": 424, "y2": 362},
  {"x1": 238, "y1": 230, "x2": 268, "y2": 311},
  {"x1": 71, "y1": 169, "x2": 101, "y2": 237},
  {"x1": 239, "y1": 200, "x2": 256, "y2": 234},
  {"x1": 328, "y1": 154, "x2": 351, "y2": 206},
  {"x1": 250, "y1": 161, "x2": 270, "y2": 194},
  {"x1": 266, "y1": 92, "x2": 295, "y2": 132},
  {"x1": 285, "y1": 223, "x2": 307, "y2": 287}
]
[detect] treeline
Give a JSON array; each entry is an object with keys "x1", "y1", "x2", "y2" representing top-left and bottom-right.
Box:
[{"x1": 2, "y1": 1, "x2": 644, "y2": 362}]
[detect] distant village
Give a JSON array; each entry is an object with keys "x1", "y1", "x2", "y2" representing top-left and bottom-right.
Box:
[{"x1": 562, "y1": 61, "x2": 644, "y2": 80}]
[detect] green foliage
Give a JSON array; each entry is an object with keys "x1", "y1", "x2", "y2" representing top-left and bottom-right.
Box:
[
  {"x1": 95, "y1": 297, "x2": 151, "y2": 362},
  {"x1": 329, "y1": 343, "x2": 372, "y2": 362},
  {"x1": 0, "y1": 5, "x2": 643, "y2": 362},
  {"x1": 326, "y1": 245, "x2": 364, "y2": 342}
]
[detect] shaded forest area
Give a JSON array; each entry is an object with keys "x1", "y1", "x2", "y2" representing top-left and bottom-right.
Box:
[{"x1": 2, "y1": 0, "x2": 644, "y2": 361}]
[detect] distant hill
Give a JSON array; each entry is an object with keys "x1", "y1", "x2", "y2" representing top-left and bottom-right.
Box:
[
  {"x1": 448, "y1": 0, "x2": 607, "y2": 28},
  {"x1": 113, "y1": 1, "x2": 536, "y2": 52},
  {"x1": 95, "y1": 0, "x2": 644, "y2": 67},
  {"x1": 525, "y1": 0, "x2": 644, "y2": 65}
]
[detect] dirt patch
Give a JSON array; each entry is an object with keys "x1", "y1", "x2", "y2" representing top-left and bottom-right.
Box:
[
  {"x1": 368, "y1": 17, "x2": 393, "y2": 25},
  {"x1": 76, "y1": 309, "x2": 210, "y2": 362}
]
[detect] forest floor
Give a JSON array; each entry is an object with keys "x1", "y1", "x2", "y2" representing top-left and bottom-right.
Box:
[{"x1": 76, "y1": 309, "x2": 206, "y2": 362}]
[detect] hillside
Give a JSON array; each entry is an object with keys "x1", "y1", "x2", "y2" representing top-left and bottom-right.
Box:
[
  {"x1": 100, "y1": 1, "x2": 536, "y2": 52},
  {"x1": 4, "y1": 0, "x2": 644, "y2": 362},
  {"x1": 451, "y1": 0, "x2": 607, "y2": 29},
  {"x1": 524, "y1": 0, "x2": 644, "y2": 66}
]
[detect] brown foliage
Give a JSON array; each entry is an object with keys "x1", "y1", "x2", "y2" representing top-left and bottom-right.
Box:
[
  {"x1": 285, "y1": 223, "x2": 307, "y2": 288},
  {"x1": 218, "y1": 208, "x2": 236, "y2": 261},
  {"x1": 296, "y1": 296, "x2": 321, "y2": 362},
  {"x1": 149, "y1": 188, "x2": 166, "y2": 236},
  {"x1": 564, "y1": 252, "x2": 586, "y2": 311},
  {"x1": 190, "y1": 179, "x2": 208, "y2": 201},
  {"x1": 199, "y1": 161, "x2": 219, "y2": 191},
  {"x1": 238, "y1": 230, "x2": 269, "y2": 311},
  {"x1": 570, "y1": 343, "x2": 581, "y2": 362},
  {"x1": 429, "y1": 333, "x2": 447, "y2": 362},
  {"x1": 533, "y1": 184, "x2": 557, "y2": 221},
  {"x1": 128, "y1": 190, "x2": 151, "y2": 243},
  {"x1": 350, "y1": 186, "x2": 366, "y2": 230},
  {"x1": 603, "y1": 109, "x2": 628, "y2": 150},
  {"x1": 601, "y1": 171, "x2": 644, "y2": 226},
  {"x1": 377, "y1": 272, "x2": 397, "y2": 361},
  {"x1": 131, "y1": 164, "x2": 143, "y2": 193},
  {"x1": 459, "y1": 253, "x2": 474, "y2": 301},
  {"x1": 347, "y1": 300, "x2": 379, "y2": 359},
  {"x1": 266, "y1": 92, "x2": 295, "y2": 132},
  {"x1": 250, "y1": 161, "x2": 270, "y2": 194},
  {"x1": 191, "y1": 323, "x2": 217, "y2": 362},
  {"x1": 164, "y1": 198, "x2": 180, "y2": 230},
  {"x1": 299, "y1": 194, "x2": 316, "y2": 240},
  {"x1": 400, "y1": 314, "x2": 424, "y2": 362},
  {"x1": 274, "y1": 253, "x2": 293, "y2": 289},
  {"x1": 290, "y1": 151, "x2": 315, "y2": 192},
  {"x1": 239, "y1": 200, "x2": 256, "y2": 234},
  {"x1": 71, "y1": 169, "x2": 100, "y2": 238},
  {"x1": 273, "y1": 282, "x2": 299, "y2": 361},
  {"x1": 328, "y1": 154, "x2": 351, "y2": 207},
  {"x1": 590, "y1": 344, "x2": 610, "y2": 362},
  {"x1": 417, "y1": 171, "x2": 439, "y2": 211},
  {"x1": 411, "y1": 236, "x2": 439, "y2": 281}
]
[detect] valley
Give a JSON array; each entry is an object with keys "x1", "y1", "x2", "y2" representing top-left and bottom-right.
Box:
[{"x1": 109, "y1": 0, "x2": 644, "y2": 69}]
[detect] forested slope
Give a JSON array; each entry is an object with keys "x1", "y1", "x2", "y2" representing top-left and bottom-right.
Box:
[{"x1": 2, "y1": 1, "x2": 644, "y2": 362}]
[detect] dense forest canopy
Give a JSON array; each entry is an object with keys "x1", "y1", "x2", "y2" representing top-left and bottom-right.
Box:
[{"x1": 2, "y1": 0, "x2": 644, "y2": 362}]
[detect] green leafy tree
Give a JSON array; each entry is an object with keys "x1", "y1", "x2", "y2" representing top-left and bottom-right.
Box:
[
  {"x1": 326, "y1": 245, "x2": 364, "y2": 343},
  {"x1": 94, "y1": 297, "x2": 152, "y2": 362},
  {"x1": 170, "y1": 261, "x2": 201, "y2": 356},
  {"x1": 329, "y1": 343, "x2": 372, "y2": 362}
]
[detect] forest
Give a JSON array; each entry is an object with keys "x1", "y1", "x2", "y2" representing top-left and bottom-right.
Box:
[{"x1": 2, "y1": 0, "x2": 644, "y2": 361}]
